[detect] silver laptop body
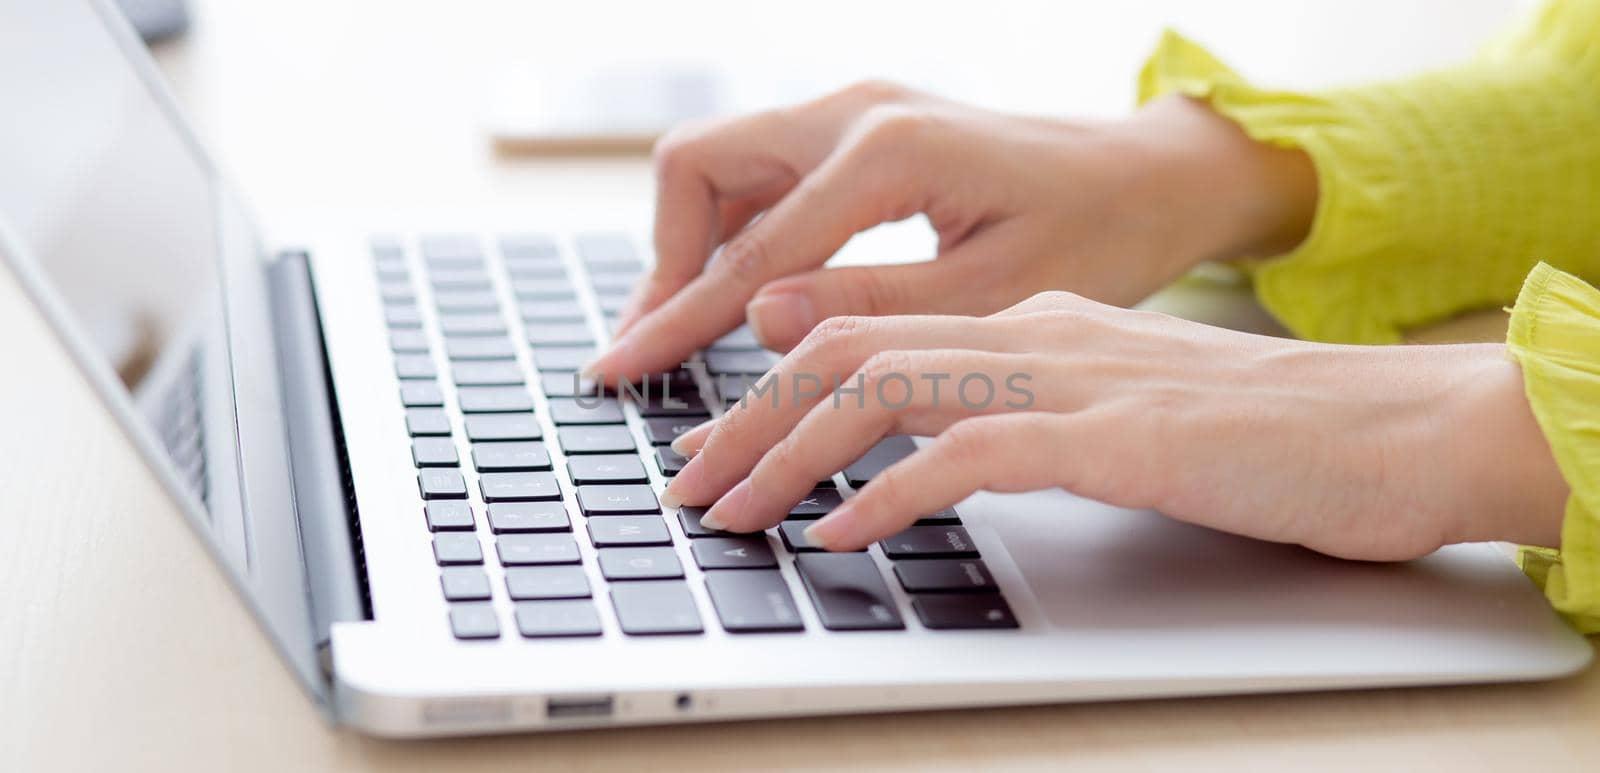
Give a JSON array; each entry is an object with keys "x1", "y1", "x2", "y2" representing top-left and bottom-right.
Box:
[{"x1": 0, "y1": 0, "x2": 1588, "y2": 737}]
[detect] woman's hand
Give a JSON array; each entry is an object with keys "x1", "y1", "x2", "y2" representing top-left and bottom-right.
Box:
[
  {"x1": 660, "y1": 292, "x2": 1569, "y2": 561},
  {"x1": 585, "y1": 82, "x2": 1316, "y2": 380}
]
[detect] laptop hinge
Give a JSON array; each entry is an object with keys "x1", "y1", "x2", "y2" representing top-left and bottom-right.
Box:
[{"x1": 266, "y1": 251, "x2": 370, "y2": 671}]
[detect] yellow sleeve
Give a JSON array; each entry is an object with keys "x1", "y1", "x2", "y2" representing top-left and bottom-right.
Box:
[
  {"x1": 1507, "y1": 264, "x2": 1600, "y2": 634},
  {"x1": 1137, "y1": 0, "x2": 1600, "y2": 344}
]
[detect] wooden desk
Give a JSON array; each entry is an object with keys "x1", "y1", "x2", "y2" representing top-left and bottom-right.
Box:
[{"x1": 3, "y1": 1, "x2": 1593, "y2": 770}]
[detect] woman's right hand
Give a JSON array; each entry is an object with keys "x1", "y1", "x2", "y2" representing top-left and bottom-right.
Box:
[{"x1": 585, "y1": 82, "x2": 1317, "y2": 381}]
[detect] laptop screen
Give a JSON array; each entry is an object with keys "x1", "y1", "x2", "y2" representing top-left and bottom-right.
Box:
[
  {"x1": 0, "y1": 0, "x2": 217, "y2": 388},
  {"x1": 0, "y1": 0, "x2": 332, "y2": 700}
]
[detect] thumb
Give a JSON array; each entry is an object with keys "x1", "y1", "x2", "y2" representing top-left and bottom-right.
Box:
[{"x1": 745, "y1": 258, "x2": 981, "y2": 351}]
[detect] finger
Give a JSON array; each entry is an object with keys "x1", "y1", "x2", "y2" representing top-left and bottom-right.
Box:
[
  {"x1": 588, "y1": 111, "x2": 939, "y2": 380},
  {"x1": 805, "y1": 412, "x2": 1116, "y2": 550},
  {"x1": 615, "y1": 178, "x2": 794, "y2": 338},
  {"x1": 661, "y1": 315, "x2": 1033, "y2": 509},
  {"x1": 744, "y1": 235, "x2": 1007, "y2": 352},
  {"x1": 695, "y1": 349, "x2": 1041, "y2": 533}
]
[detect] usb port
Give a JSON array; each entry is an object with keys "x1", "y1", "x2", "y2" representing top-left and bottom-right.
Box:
[{"x1": 545, "y1": 695, "x2": 614, "y2": 720}]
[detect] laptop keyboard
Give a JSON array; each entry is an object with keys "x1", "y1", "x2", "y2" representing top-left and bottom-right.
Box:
[{"x1": 370, "y1": 233, "x2": 1018, "y2": 640}]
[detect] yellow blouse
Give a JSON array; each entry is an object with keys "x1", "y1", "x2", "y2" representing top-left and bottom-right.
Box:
[{"x1": 1137, "y1": 0, "x2": 1600, "y2": 632}]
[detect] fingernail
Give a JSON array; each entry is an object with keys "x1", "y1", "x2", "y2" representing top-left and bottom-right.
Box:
[
  {"x1": 698, "y1": 509, "x2": 729, "y2": 531},
  {"x1": 662, "y1": 448, "x2": 707, "y2": 506},
  {"x1": 669, "y1": 418, "x2": 718, "y2": 456},
  {"x1": 746, "y1": 293, "x2": 816, "y2": 349},
  {"x1": 805, "y1": 502, "x2": 855, "y2": 550},
  {"x1": 702, "y1": 479, "x2": 750, "y2": 532}
]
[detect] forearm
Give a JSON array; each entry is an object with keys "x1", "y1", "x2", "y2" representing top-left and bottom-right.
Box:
[
  {"x1": 1116, "y1": 94, "x2": 1317, "y2": 274},
  {"x1": 1135, "y1": 9, "x2": 1600, "y2": 344}
]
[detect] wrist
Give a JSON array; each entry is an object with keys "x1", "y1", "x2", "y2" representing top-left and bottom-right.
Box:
[
  {"x1": 1440, "y1": 345, "x2": 1569, "y2": 547},
  {"x1": 1120, "y1": 95, "x2": 1318, "y2": 270}
]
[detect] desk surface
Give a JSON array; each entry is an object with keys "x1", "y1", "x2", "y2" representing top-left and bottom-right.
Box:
[{"x1": 4, "y1": 1, "x2": 1595, "y2": 770}]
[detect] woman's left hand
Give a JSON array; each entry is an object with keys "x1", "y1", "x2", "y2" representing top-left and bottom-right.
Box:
[{"x1": 661, "y1": 292, "x2": 1569, "y2": 561}]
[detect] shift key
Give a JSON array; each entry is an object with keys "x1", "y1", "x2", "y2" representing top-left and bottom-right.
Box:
[{"x1": 794, "y1": 553, "x2": 904, "y2": 631}]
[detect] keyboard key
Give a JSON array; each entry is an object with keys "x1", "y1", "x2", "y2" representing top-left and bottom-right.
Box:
[
  {"x1": 677, "y1": 507, "x2": 729, "y2": 539},
  {"x1": 389, "y1": 329, "x2": 429, "y2": 353},
  {"x1": 794, "y1": 553, "x2": 905, "y2": 631},
  {"x1": 453, "y1": 361, "x2": 525, "y2": 386},
  {"x1": 597, "y1": 294, "x2": 629, "y2": 314},
  {"x1": 498, "y1": 233, "x2": 559, "y2": 259},
  {"x1": 519, "y1": 299, "x2": 587, "y2": 323},
  {"x1": 610, "y1": 581, "x2": 703, "y2": 635},
  {"x1": 709, "y1": 325, "x2": 763, "y2": 351},
  {"x1": 704, "y1": 571, "x2": 804, "y2": 633},
  {"x1": 496, "y1": 533, "x2": 581, "y2": 565},
  {"x1": 515, "y1": 600, "x2": 603, "y2": 638},
  {"x1": 503, "y1": 259, "x2": 567, "y2": 279},
  {"x1": 456, "y1": 385, "x2": 535, "y2": 413},
  {"x1": 445, "y1": 336, "x2": 516, "y2": 360},
  {"x1": 373, "y1": 257, "x2": 408, "y2": 280},
  {"x1": 405, "y1": 407, "x2": 451, "y2": 436},
  {"x1": 511, "y1": 277, "x2": 576, "y2": 300},
  {"x1": 486, "y1": 501, "x2": 570, "y2": 533},
  {"x1": 557, "y1": 425, "x2": 634, "y2": 454},
  {"x1": 894, "y1": 559, "x2": 998, "y2": 593},
  {"x1": 787, "y1": 489, "x2": 844, "y2": 519},
  {"x1": 598, "y1": 547, "x2": 684, "y2": 580},
  {"x1": 704, "y1": 349, "x2": 777, "y2": 376},
  {"x1": 420, "y1": 233, "x2": 482, "y2": 261},
  {"x1": 393, "y1": 354, "x2": 437, "y2": 379},
  {"x1": 471, "y1": 441, "x2": 551, "y2": 472},
  {"x1": 568, "y1": 454, "x2": 648, "y2": 484},
  {"x1": 777, "y1": 521, "x2": 822, "y2": 553},
  {"x1": 440, "y1": 566, "x2": 492, "y2": 600},
  {"x1": 843, "y1": 435, "x2": 917, "y2": 487},
  {"x1": 587, "y1": 515, "x2": 671, "y2": 547},
  {"x1": 464, "y1": 413, "x2": 542, "y2": 441},
  {"x1": 432, "y1": 290, "x2": 501, "y2": 313},
  {"x1": 478, "y1": 471, "x2": 562, "y2": 502},
  {"x1": 655, "y1": 446, "x2": 688, "y2": 476},
  {"x1": 540, "y1": 371, "x2": 605, "y2": 398},
  {"x1": 575, "y1": 232, "x2": 637, "y2": 264},
  {"x1": 588, "y1": 274, "x2": 635, "y2": 295},
  {"x1": 524, "y1": 323, "x2": 595, "y2": 346},
  {"x1": 636, "y1": 392, "x2": 710, "y2": 418},
  {"x1": 577, "y1": 484, "x2": 659, "y2": 515},
  {"x1": 505, "y1": 566, "x2": 590, "y2": 599},
  {"x1": 411, "y1": 437, "x2": 459, "y2": 467},
  {"x1": 399, "y1": 380, "x2": 444, "y2": 407},
  {"x1": 448, "y1": 602, "x2": 500, "y2": 639},
  {"x1": 642, "y1": 416, "x2": 706, "y2": 446},
  {"x1": 429, "y1": 268, "x2": 492, "y2": 290},
  {"x1": 691, "y1": 537, "x2": 778, "y2": 569},
  {"x1": 418, "y1": 469, "x2": 468, "y2": 499},
  {"x1": 911, "y1": 595, "x2": 1018, "y2": 629},
  {"x1": 438, "y1": 313, "x2": 507, "y2": 336},
  {"x1": 547, "y1": 397, "x2": 625, "y2": 425},
  {"x1": 532, "y1": 346, "x2": 595, "y2": 372},
  {"x1": 384, "y1": 305, "x2": 424, "y2": 328},
  {"x1": 878, "y1": 525, "x2": 979, "y2": 559},
  {"x1": 915, "y1": 508, "x2": 963, "y2": 526},
  {"x1": 432, "y1": 532, "x2": 484, "y2": 565},
  {"x1": 424, "y1": 500, "x2": 475, "y2": 531}
]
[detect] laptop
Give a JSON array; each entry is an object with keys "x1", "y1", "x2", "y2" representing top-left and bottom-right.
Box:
[{"x1": 0, "y1": 0, "x2": 1589, "y2": 737}]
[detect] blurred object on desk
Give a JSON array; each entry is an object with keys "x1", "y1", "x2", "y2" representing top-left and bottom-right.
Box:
[
  {"x1": 115, "y1": 0, "x2": 189, "y2": 43},
  {"x1": 489, "y1": 63, "x2": 727, "y2": 155}
]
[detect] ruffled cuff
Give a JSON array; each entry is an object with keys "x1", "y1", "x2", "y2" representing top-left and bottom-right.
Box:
[
  {"x1": 1137, "y1": 21, "x2": 1600, "y2": 344},
  {"x1": 1507, "y1": 263, "x2": 1600, "y2": 634}
]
